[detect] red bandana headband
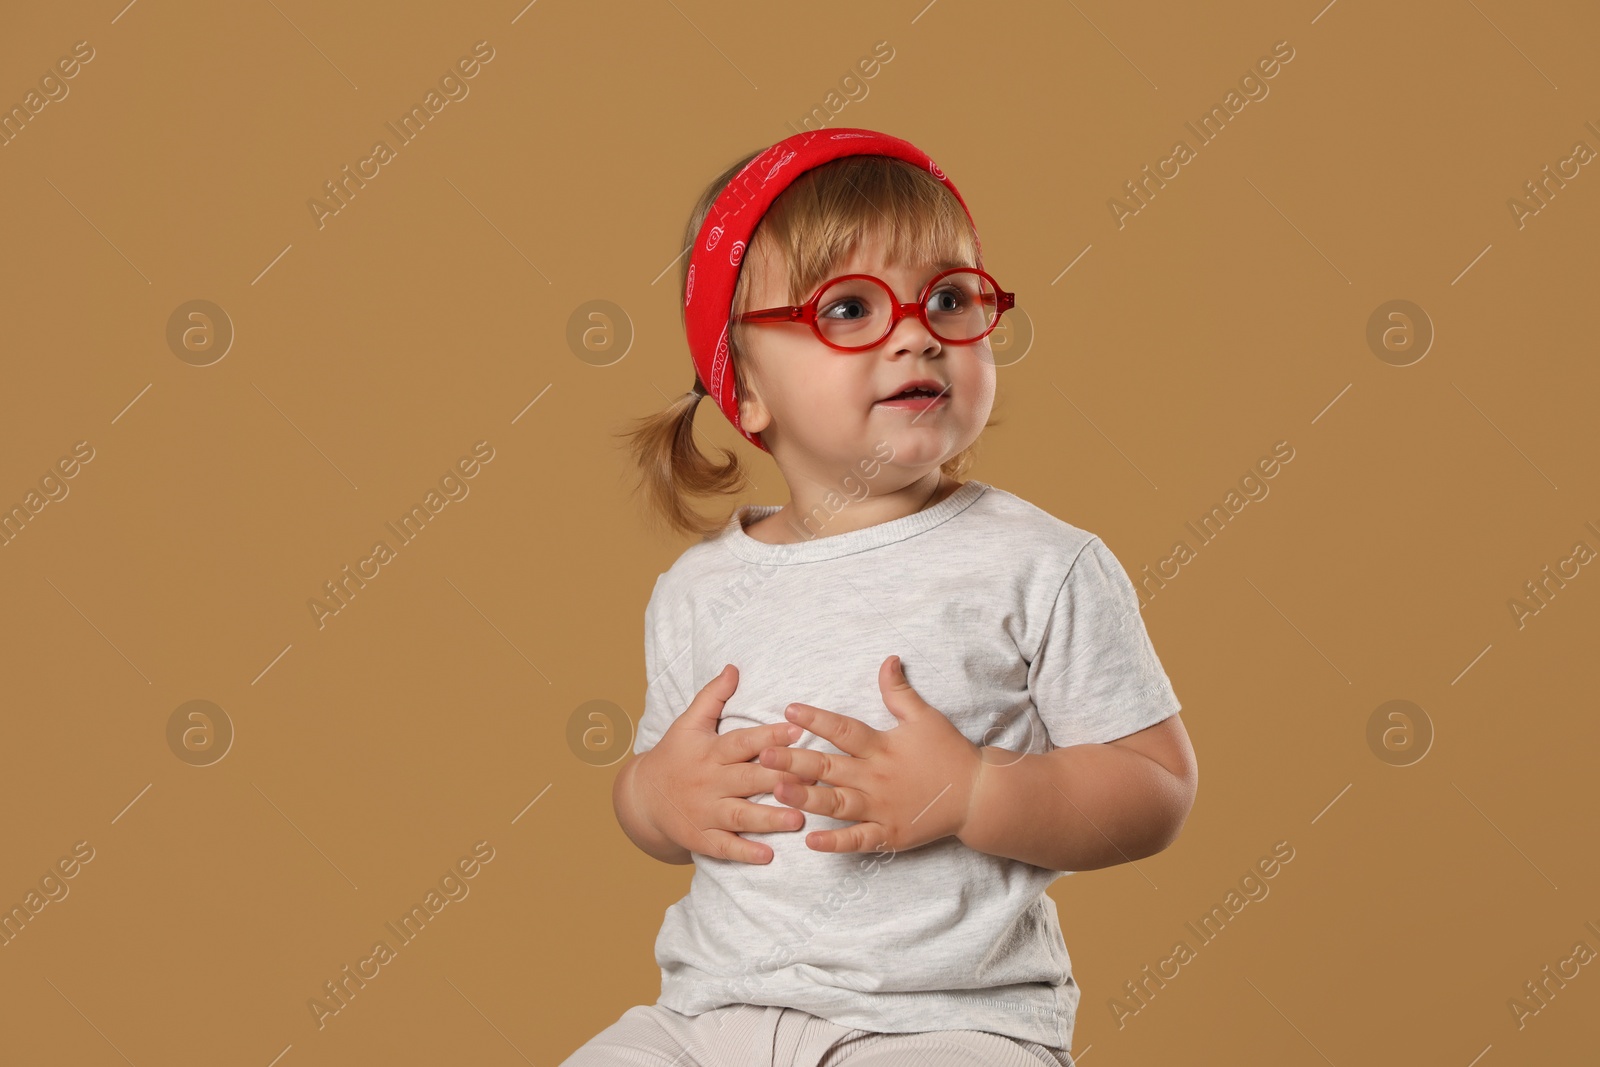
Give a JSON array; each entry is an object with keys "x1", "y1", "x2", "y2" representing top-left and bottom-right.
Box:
[{"x1": 684, "y1": 128, "x2": 980, "y2": 452}]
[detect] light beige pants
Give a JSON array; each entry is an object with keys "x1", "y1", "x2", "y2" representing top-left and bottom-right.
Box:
[{"x1": 559, "y1": 1002, "x2": 1076, "y2": 1067}]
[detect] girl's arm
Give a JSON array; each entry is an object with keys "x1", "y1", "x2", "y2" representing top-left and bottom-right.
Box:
[
  {"x1": 614, "y1": 753, "x2": 694, "y2": 865},
  {"x1": 957, "y1": 714, "x2": 1197, "y2": 872}
]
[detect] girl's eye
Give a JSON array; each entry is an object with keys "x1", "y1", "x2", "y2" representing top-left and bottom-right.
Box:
[
  {"x1": 926, "y1": 286, "x2": 965, "y2": 312},
  {"x1": 819, "y1": 298, "x2": 870, "y2": 321}
]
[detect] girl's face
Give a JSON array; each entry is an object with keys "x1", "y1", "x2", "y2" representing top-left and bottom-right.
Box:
[{"x1": 735, "y1": 234, "x2": 997, "y2": 487}]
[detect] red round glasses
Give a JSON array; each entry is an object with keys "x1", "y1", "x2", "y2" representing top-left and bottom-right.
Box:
[{"x1": 735, "y1": 267, "x2": 1016, "y2": 352}]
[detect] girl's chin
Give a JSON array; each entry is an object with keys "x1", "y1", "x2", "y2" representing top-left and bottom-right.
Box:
[{"x1": 873, "y1": 436, "x2": 952, "y2": 465}]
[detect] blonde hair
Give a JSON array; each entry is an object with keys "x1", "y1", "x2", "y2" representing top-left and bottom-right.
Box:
[{"x1": 616, "y1": 149, "x2": 999, "y2": 542}]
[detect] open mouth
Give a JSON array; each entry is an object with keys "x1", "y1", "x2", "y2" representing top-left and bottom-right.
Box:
[{"x1": 875, "y1": 386, "x2": 950, "y2": 411}]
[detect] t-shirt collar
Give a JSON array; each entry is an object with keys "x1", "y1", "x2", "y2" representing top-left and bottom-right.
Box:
[{"x1": 722, "y1": 480, "x2": 990, "y2": 565}]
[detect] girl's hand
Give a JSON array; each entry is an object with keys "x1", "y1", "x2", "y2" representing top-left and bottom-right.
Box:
[
  {"x1": 758, "y1": 655, "x2": 984, "y2": 855},
  {"x1": 632, "y1": 664, "x2": 817, "y2": 864}
]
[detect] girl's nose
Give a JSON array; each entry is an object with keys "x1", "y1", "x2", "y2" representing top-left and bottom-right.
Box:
[{"x1": 885, "y1": 309, "x2": 942, "y2": 356}]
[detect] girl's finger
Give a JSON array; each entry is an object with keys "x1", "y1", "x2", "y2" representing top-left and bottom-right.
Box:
[
  {"x1": 785, "y1": 703, "x2": 876, "y2": 757},
  {"x1": 806, "y1": 822, "x2": 885, "y2": 854},
  {"x1": 678, "y1": 664, "x2": 739, "y2": 734},
  {"x1": 760, "y1": 769, "x2": 817, "y2": 792},
  {"x1": 761, "y1": 744, "x2": 857, "y2": 787},
  {"x1": 718, "y1": 720, "x2": 803, "y2": 764},
  {"x1": 730, "y1": 762, "x2": 814, "y2": 798},
  {"x1": 722, "y1": 798, "x2": 805, "y2": 835},
  {"x1": 774, "y1": 779, "x2": 863, "y2": 823},
  {"x1": 699, "y1": 827, "x2": 773, "y2": 865}
]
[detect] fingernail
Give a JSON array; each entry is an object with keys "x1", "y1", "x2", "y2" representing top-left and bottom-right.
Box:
[
  {"x1": 787, "y1": 724, "x2": 802, "y2": 742},
  {"x1": 785, "y1": 705, "x2": 800, "y2": 720}
]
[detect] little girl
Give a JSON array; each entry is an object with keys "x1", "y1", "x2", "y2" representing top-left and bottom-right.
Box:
[{"x1": 565, "y1": 128, "x2": 1197, "y2": 1067}]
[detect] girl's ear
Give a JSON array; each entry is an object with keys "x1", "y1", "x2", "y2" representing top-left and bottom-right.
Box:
[
  {"x1": 732, "y1": 356, "x2": 771, "y2": 435},
  {"x1": 737, "y1": 377, "x2": 772, "y2": 436}
]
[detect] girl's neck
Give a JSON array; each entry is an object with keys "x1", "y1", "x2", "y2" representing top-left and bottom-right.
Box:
[{"x1": 741, "y1": 471, "x2": 961, "y2": 545}]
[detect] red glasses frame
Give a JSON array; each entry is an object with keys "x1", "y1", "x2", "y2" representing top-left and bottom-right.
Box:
[{"x1": 736, "y1": 266, "x2": 1016, "y2": 352}]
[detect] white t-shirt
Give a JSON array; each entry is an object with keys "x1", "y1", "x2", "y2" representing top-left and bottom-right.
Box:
[{"x1": 632, "y1": 479, "x2": 1182, "y2": 1049}]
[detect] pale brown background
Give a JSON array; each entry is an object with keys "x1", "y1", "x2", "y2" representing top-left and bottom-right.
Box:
[{"x1": 2, "y1": 0, "x2": 1596, "y2": 1063}]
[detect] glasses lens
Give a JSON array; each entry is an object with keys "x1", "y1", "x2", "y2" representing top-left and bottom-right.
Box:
[
  {"x1": 815, "y1": 277, "x2": 894, "y2": 348},
  {"x1": 924, "y1": 269, "x2": 998, "y2": 342},
  {"x1": 812, "y1": 270, "x2": 1000, "y2": 348}
]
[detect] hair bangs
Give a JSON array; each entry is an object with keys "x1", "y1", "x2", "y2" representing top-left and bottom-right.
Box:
[{"x1": 749, "y1": 155, "x2": 981, "y2": 310}]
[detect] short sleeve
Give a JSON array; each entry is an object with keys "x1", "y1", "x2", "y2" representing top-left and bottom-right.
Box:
[
  {"x1": 633, "y1": 572, "x2": 695, "y2": 756},
  {"x1": 1027, "y1": 536, "x2": 1182, "y2": 749}
]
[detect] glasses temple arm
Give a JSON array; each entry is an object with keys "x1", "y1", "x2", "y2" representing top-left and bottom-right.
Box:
[{"x1": 737, "y1": 306, "x2": 809, "y2": 324}]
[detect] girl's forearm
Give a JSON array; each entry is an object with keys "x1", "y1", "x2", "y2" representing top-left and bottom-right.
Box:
[
  {"x1": 614, "y1": 755, "x2": 694, "y2": 865},
  {"x1": 957, "y1": 743, "x2": 1192, "y2": 872}
]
